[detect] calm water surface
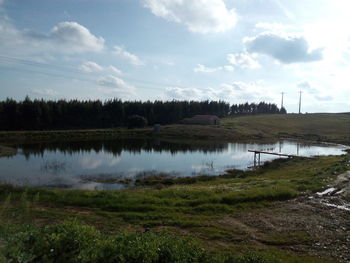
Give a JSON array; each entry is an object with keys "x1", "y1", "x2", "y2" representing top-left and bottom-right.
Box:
[{"x1": 0, "y1": 139, "x2": 347, "y2": 190}]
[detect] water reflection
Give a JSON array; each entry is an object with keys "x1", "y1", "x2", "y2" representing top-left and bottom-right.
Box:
[
  {"x1": 17, "y1": 138, "x2": 228, "y2": 160},
  {"x1": 0, "y1": 139, "x2": 347, "y2": 190}
]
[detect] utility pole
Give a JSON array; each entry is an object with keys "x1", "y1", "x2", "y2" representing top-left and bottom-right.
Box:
[
  {"x1": 281, "y1": 92, "x2": 284, "y2": 109},
  {"x1": 298, "y1": 91, "x2": 302, "y2": 114}
]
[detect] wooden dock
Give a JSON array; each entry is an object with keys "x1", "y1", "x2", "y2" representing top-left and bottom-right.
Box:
[{"x1": 248, "y1": 150, "x2": 300, "y2": 167}]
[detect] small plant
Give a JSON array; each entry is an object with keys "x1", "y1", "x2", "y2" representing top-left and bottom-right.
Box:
[{"x1": 0, "y1": 193, "x2": 11, "y2": 222}]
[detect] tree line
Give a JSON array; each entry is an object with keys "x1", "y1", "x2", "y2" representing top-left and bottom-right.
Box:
[{"x1": 0, "y1": 97, "x2": 286, "y2": 130}]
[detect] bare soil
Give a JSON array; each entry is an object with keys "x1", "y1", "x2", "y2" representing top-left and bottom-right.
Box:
[{"x1": 215, "y1": 171, "x2": 350, "y2": 263}]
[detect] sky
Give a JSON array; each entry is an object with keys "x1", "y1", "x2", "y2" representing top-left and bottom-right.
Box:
[{"x1": 0, "y1": 0, "x2": 350, "y2": 113}]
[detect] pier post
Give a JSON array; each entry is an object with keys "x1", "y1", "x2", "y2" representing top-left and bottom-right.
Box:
[{"x1": 254, "y1": 152, "x2": 257, "y2": 167}]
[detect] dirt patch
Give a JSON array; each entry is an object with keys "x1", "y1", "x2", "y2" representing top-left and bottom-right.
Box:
[{"x1": 216, "y1": 196, "x2": 349, "y2": 262}]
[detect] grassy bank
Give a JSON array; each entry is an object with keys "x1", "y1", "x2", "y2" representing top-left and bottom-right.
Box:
[
  {"x1": 0, "y1": 145, "x2": 17, "y2": 157},
  {"x1": 1, "y1": 113, "x2": 349, "y2": 147},
  {"x1": 1, "y1": 153, "x2": 349, "y2": 262},
  {"x1": 221, "y1": 113, "x2": 350, "y2": 145},
  {"x1": 0, "y1": 128, "x2": 152, "y2": 143},
  {"x1": 0, "y1": 113, "x2": 349, "y2": 262}
]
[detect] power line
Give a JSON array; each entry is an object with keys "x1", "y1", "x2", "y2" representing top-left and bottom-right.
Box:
[{"x1": 0, "y1": 54, "x2": 190, "y2": 90}]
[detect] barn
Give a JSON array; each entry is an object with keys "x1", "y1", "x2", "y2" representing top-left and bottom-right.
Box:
[{"x1": 181, "y1": 115, "x2": 220, "y2": 125}]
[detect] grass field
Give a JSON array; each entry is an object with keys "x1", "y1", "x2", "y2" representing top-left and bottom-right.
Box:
[
  {"x1": 221, "y1": 113, "x2": 350, "y2": 144},
  {"x1": 0, "y1": 113, "x2": 350, "y2": 262},
  {"x1": 1, "y1": 113, "x2": 350, "y2": 147},
  {"x1": 1, "y1": 152, "x2": 349, "y2": 262}
]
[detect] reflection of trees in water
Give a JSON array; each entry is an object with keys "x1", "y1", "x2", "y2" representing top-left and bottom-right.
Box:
[
  {"x1": 40, "y1": 160, "x2": 67, "y2": 175},
  {"x1": 18, "y1": 139, "x2": 229, "y2": 159}
]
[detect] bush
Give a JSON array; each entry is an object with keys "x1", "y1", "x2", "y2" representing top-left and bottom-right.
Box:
[
  {"x1": 3, "y1": 221, "x2": 210, "y2": 263},
  {"x1": 127, "y1": 115, "x2": 148, "y2": 129}
]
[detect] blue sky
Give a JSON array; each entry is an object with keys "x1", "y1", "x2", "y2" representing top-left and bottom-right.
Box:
[{"x1": 0, "y1": 0, "x2": 349, "y2": 113}]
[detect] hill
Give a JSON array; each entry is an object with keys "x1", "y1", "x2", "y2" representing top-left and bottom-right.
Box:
[{"x1": 221, "y1": 113, "x2": 350, "y2": 144}]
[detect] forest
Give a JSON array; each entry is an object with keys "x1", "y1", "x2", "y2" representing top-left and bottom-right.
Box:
[{"x1": 0, "y1": 97, "x2": 286, "y2": 130}]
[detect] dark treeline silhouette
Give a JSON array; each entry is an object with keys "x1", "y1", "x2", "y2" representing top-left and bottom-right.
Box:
[
  {"x1": 0, "y1": 97, "x2": 286, "y2": 130},
  {"x1": 16, "y1": 138, "x2": 229, "y2": 159},
  {"x1": 230, "y1": 102, "x2": 286, "y2": 115}
]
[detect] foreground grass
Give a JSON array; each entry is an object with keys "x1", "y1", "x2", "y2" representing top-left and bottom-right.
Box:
[
  {"x1": 1, "y1": 153, "x2": 348, "y2": 262},
  {"x1": 0, "y1": 220, "x2": 335, "y2": 263}
]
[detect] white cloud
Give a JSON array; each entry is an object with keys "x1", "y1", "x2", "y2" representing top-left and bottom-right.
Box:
[
  {"x1": 97, "y1": 75, "x2": 136, "y2": 100},
  {"x1": 223, "y1": 65, "x2": 234, "y2": 72},
  {"x1": 297, "y1": 81, "x2": 318, "y2": 94},
  {"x1": 165, "y1": 81, "x2": 275, "y2": 102},
  {"x1": 244, "y1": 32, "x2": 323, "y2": 64},
  {"x1": 193, "y1": 63, "x2": 234, "y2": 73},
  {"x1": 79, "y1": 61, "x2": 104, "y2": 73},
  {"x1": 194, "y1": 64, "x2": 220, "y2": 73},
  {"x1": 297, "y1": 80, "x2": 333, "y2": 102},
  {"x1": 31, "y1": 89, "x2": 58, "y2": 97},
  {"x1": 227, "y1": 53, "x2": 260, "y2": 69},
  {"x1": 47, "y1": 22, "x2": 105, "y2": 53},
  {"x1": 98, "y1": 75, "x2": 134, "y2": 90},
  {"x1": 113, "y1": 46, "x2": 144, "y2": 66},
  {"x1": 0, "y1": 18, "x2": 23, "y2": 46},
  {"x1": 79, "y1": 62, "x2": 122, "y2": 75},
  {"x1": 315, "y1": 95, "x2": 333, "y2": 101},
  {"x1": 219, "y1": 82, "x2": 275, "y2": 102},
  {"x1": 165, "y1": 87, "x2": 202, "y2": 100},
  {"x1": 0, "y1": 19, "x2": 105, "y2": 54},
  {"x1": 142, "y1": 0, "x2": 237, "y2": 34},
  {"x1": 271, "y1": 0, "x2": 295, "y2": 20},
  {"x1": 255, "y1": 22, "x2": 294, "y2": 31},
  {"x1": 108, "y1": 65, "x2": 122, "y2": 75}
]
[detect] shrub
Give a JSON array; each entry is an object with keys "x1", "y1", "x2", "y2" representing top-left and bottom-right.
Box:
[
  {"x1": 3, "y1": 221, "x2": 210, "y2": 263},
  {"x1": 127, "y1": 115, "x2": 148, "y2": 129}
]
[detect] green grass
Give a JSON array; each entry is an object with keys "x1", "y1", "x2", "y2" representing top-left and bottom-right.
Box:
[
  {"x1": 0, "y1": 113, "x2": 349, "y2": 262},
  {"x1": 221, "y1": 113, "x2": 350, "y2": 144},
  {"x1": 0, "y1": 153, "x2": 348, "y2": 262},
  {"x1": 0, "y1": 145, "x2": 17, "y2": 157},
  {"x1": 1, "y1": 155, "x2": 347, "y2": 223},
  {"x1": 1, "y1": 113, "x2": 350, "y2": 147},
  {"x1": 1, "y1": 220, "x2": 336, "y2": 263},
  {"x1": 0, "y1": 128, "x2": 152, "y2": 144}
]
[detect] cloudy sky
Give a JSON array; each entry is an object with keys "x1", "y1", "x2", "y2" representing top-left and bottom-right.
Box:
[{"x1": 1, "y1": 0, "x2": 349, "y2": 113}]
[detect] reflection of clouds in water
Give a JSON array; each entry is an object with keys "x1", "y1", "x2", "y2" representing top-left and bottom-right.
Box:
[
  {"x1": 108, "y1": 158, "x2": 121, "y2": 167},
  {"x1": 298, "y1": 146, "x2": 345, "y2": 156},
  {"x1": 80, "y1": 158, "x2": 103, "y2": 170},
  {"x1": 40, "y1": 160, "x2": 67, "y2": 175},
  {"x1": 80, "y1": 156, "x2": 121, "y2": 170},
  {"x1": 128, "y1": 167, "x2": 142, "y2": 173},
  {"x1": 72, "y1": 181, "x2": 126, "y2": 191},
  {"x1": 1, "y1": 139, "x2": 347, "y2": 190},
  {"x1": 230, "y1": 151, "x2": 251, "y2": 161},
  {"x1": 191, "y1": 164, "x2": 208, "y2": 172}
]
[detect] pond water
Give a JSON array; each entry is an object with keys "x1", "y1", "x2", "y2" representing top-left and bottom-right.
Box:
[{"x1": 0, "y1": 139, "x2": 347, "y2": 190}]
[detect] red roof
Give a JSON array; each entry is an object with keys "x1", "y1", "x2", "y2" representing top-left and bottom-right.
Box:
[{"x1": 192, "y1": 115, "x2": 219, "y2": 119}]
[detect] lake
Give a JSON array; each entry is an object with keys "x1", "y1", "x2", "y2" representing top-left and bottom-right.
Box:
[{"x1": 0, "y1": 139, "x2": 347, "y2": 190}]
